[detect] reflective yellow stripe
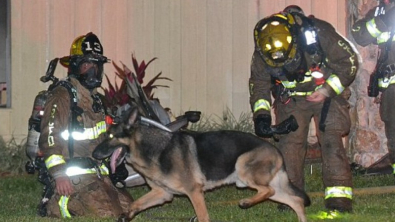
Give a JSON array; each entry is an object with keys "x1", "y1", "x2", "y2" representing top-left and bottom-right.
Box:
[
  {"x1": 377, "y1": 31, "x2": 395, "y2": 44},
  {"x1": 281, "y1": 81, "x2": 296, "y2": 88},
  {"x1": 289, "y1": 91, "x2": 314, "y2": 96},
  {"x1": 281, "y1": 73, "x2": 321, "y2": 96},
  {"x1": 378, "y1": 75, "x2": 395, "y2": 88},
  {"x1": 253, "y1": 99, "x2": 271, "y2": 112},
  {"x1": 99, "y1": 164, "x2": 110, "y2": 175},
  {"x1": 326, "y1": 74, "x2": 344, "y2": 95},
  {"x1": 281, "y1": 76, "x2": 313, "y2": 89},
  {"x1": 301, "y1": 76, "x2": 313, "y2": 83},
  {"x1": 45, "y1": 155, "x2": 66, "y2": 169},
  {"x1": 366, "y1": 18, "x2": 395, "y2": 44},
  {"x1": 61, "y1": 121, "x2": 107, "y2": 141},
  {"x1": 65, "y1": 164, "x2": 109, "y2": 177},
  {"x1": 325, "y1": 186, "x2": 352, "y2": 199},
  {"x1": 392, "y1": 163, "x2": 395, "y2": 174},
  {"x1": 366, "y1": 18, "x2": 382, "y2": 38},
  {"x1": 59, "y1": 196, "x2": 71, "y2": 218}
]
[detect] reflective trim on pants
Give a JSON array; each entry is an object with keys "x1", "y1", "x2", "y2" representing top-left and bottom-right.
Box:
[
  {"x1": 325, "y1": 186, "x2": 353, "y2": 200},
  {"x1": 59, "y1": 195, "x2": 71, "y2": 218}
]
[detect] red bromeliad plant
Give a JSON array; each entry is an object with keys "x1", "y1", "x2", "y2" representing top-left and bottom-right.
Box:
[{"x1": 101, "y1": 53, "x2": 172, "y2": 115}]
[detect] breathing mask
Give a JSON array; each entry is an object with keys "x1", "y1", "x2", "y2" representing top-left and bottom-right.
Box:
[{"x1": 60, "y1": 32, "x2": 109, "y2": 89}]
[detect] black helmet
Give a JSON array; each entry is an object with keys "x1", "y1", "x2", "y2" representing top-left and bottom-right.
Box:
[
  {"x1": 60, "y1": 32, "x2": 106, "y2": 67},
  {"x1": 254, "y1": 13, "x2": 298, "y2": 68},
  {"x1": 60, "y1": 32, "x2": 109, "y2": 89}
]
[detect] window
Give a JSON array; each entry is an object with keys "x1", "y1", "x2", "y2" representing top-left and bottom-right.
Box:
[{"x1": 0, "y1": 0, "x2": 10, "y2": 108}]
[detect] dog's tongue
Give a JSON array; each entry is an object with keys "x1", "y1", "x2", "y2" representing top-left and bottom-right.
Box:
[{"x1": 110, "y1": 147, "x2": 123, "y2": 173}]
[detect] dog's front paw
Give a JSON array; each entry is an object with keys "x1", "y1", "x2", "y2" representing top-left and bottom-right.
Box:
[
  {"x1": 239, "y1": 199, "x2": 252, "y2": 209},
  {"x1": 117, "y1": 213, "x2": 130, "y2": 222}
]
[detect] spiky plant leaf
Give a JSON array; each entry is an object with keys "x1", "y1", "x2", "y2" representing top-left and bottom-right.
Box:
[{"x1": 101, "y1": 54, "x2": 172, "y2": 115}]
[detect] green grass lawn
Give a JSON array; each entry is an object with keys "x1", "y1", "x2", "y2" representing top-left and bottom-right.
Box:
[{"x1": 1, "y1": 163, "x2": 395, "y2": 222}]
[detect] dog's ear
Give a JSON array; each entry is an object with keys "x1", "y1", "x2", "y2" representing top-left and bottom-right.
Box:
[{"x1": 125, "y1": 107, "x2": 139, "y2": 130}]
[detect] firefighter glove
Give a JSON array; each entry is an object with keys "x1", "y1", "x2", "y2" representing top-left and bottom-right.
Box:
[{"x1": 254, "y1": 114, "x2": 273, "y2": 138}]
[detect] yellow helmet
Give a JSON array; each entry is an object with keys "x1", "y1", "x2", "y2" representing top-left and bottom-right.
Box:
[
  {"x1": 60, "y1": 32, "x2": 104, "y2": 67},
  {"x1": 254, "y1": 13, "x2": 297, "y2": 68}
]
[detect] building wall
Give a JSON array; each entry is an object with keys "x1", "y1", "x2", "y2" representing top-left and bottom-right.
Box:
[{"x1": 3, "y1": 0, "x2": 347, "y2": 144}]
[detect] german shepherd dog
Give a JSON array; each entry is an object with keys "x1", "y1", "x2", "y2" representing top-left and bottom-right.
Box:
[{"x1": 93, "y1": 108, "x2": 310, "y2": 222}]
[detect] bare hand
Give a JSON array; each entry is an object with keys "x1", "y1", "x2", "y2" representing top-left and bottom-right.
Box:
[
  {"x1": 55, "y1": 176, "x2": 74, "y2": 196},
  {"x1": 306, "y1": 91, "x2": 327, "y2": 103}
]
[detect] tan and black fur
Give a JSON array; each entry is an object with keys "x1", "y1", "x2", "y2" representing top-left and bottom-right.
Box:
[{"x1": 93, "y1": 108, "x2": 310, "y2": 222}]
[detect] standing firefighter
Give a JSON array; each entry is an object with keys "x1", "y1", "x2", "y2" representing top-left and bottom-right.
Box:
[
  {"x1": 38, "y1": 32, "x2": 133, "y2": 218},
  {"x1": 352, "y1": 0, "x2": 395, "y2": 176},
  {"x1": 249, "y1": 5, "x2": 359, "y2": 218}
]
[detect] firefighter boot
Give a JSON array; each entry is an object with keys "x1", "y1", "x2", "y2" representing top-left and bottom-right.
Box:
[
  {"x1": 325, "y1": 197, "x2": 352, "y2": 213},
  {"x1": 310, "y1": 198, "x2": 352, "y2": 220}
]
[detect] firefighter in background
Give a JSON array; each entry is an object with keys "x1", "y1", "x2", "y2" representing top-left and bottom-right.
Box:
[
  {"x1": 38, "y1": 32, "x2": 133, "y2": 218},
  {"x1": 249, "y1": 5, "x2": 359, "y2": 217},
  {"x1": 351, "y1": 0, "x2": 395, "y2": 176}
]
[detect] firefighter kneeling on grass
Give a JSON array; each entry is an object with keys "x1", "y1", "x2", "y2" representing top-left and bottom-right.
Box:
[
  {"x1": 249, "y1": 5, "x2": 360, "y2": 219},
  {"x1": 38, "y1": 32, "x2": 133, "y2": 218}
]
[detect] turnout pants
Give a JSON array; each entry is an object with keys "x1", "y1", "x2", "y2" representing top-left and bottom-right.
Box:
[
  {"x1": 275, "y1": 95, "x2": 353, "y2": 211},
  {"x1": 380, "y1": 84, "x2": 395, "y2": 171},
  {"x1": 47, "y1": 174, "x2": 133, "y2": 218}
]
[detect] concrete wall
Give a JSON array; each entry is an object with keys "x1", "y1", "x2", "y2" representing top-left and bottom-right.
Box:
[{"x1": 3, "y1": 0, "x2": 347, "y2": 144}]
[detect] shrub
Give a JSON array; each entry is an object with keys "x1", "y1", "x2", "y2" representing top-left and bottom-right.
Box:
[
  {"x1": 189, "y1": 107, "x2": 254, "y2": 133},
  {"x1": 101, "y1": 53, "x2": 172, "y2": 115},
  {"x1": 0, "y1": 137, "x2": 28, "y2": 175}
]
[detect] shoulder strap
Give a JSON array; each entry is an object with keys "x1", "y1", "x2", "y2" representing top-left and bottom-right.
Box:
[
  {"x1": 382, "y1": 29, "x2": 395, "y2": 62},
  {"x1": 57, "y1": 80, "x2": 78, "y2": 105},
  {"x1": 373, "y1": 28, "x2": 395, "y2": 76},
  {"x1": 54, "y1": 80, "x2": 79, "y2": 159}
]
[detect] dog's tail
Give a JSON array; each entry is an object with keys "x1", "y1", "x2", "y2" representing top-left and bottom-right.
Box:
[
  {"x1": 277, "y1": 163, "x2": 311, "y2": 207},
  {"x1": 272, "y1": 166, "x2": 311, "y2": 207},
  {"x1": 288, "y1": 179, "x2": 311, "y2": 207},
  {"x1": 278, "y1": 157, "x2": 311, "y2": 207}
]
